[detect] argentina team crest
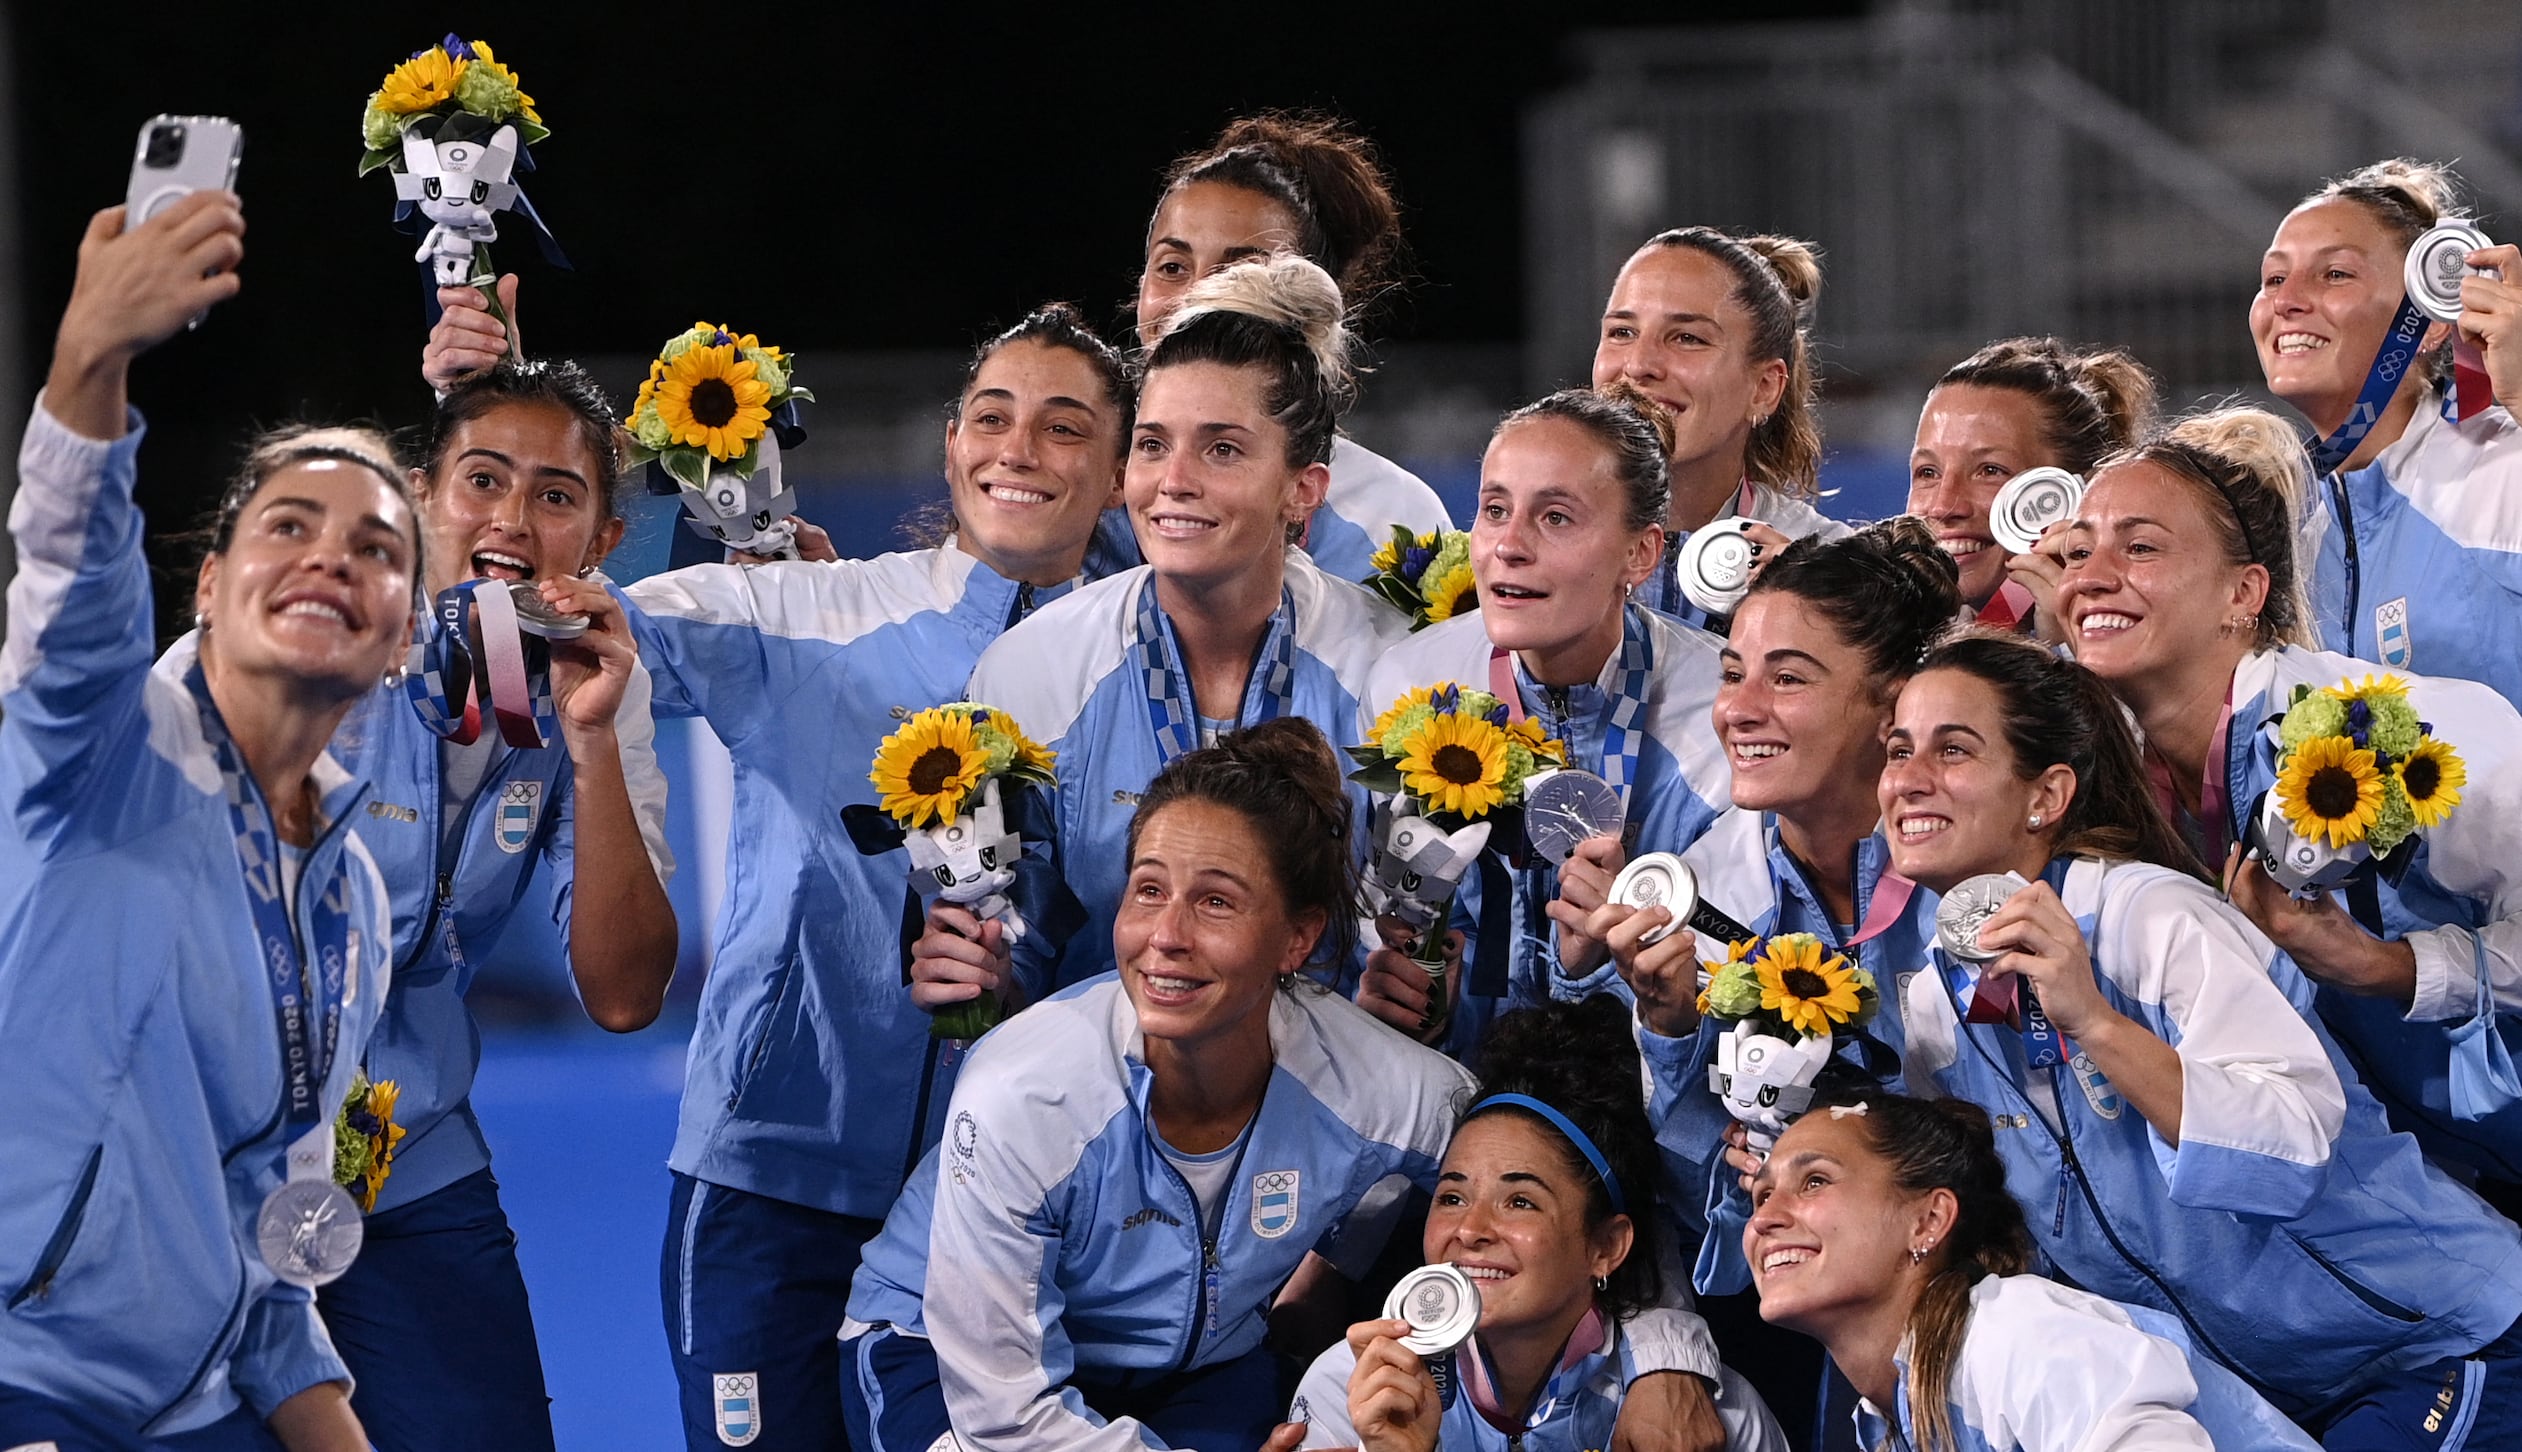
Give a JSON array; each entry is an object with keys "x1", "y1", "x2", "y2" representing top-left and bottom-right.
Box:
[
  {"x1": 712, "y1": 1372, "x2": 760, "y2": 1446},
  {"x1": 2376, "y1": 597, "x2": 2411, "y2": 668},
  {"x1": 2071, "y1": 1051, "x2": 2123, "y2": 1120},
  {"x1": 1251, "y1": 1170, "x2": 1300, "y2": 1238},
  {"x1": 495, "y1": 781, "x2": 543, "y2": 854}
]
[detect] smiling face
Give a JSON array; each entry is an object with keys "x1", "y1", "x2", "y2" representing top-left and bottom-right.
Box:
[
  {"x1": 2054, "y1": 461, "x2": 2267, "y2": 692},
  {"x1": 1473, "y1": 416, "x2": 1662, "y2": 685},
  {"x1": 195, "y1": 460, "x2": 420, "y2": 702},
  {"x1": 1745, "y1": 1112, "x2": 1949, "y2": 1334},
  {"x1": 1880, "y1": 668, "x2": 2068, "y2": 892},
  {"x1": 1425, "y1": 1112, "x2": 1630, "y2": 1343},
  {"x1": 1908, "y1": 384, "x2": 2054, "y2": 608},
  {"x1": 1137, "y1": 181, "x2": 1307, "y2": 350},
  {"x1": 1591, "y1": 246, "x2": 1786, "y2": 480},
  {"x1": 1717, "y1": 592, "x2": 1894, "y2": 823},
  {"x1": 2249, "y1": 199, "x2": 2429, "y2": 430},
  {"x1": 1114, "y1": 798, "x2": 1323, "y2": 1053},
  {"x1": 945, "y1": 338, "x2": 1126, "y2": 585},
  {"x1": 1126, "y1": 361, "x2": 1328, "y2": 596},
  {"x1": 419, "y1": 399, "x2": 621, "y2": 598}
]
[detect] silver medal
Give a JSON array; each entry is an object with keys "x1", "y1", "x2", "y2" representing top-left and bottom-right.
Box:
[
  {"x1": 1384, "y1": 1262, "x2": 1482, "y2": 1356},
  {"x1": 1609, "y1": 852, "x2": 1700, "y2": 947},
  {"x1": 256, "y1": 1179, "x2": 365, "y2": 1288},
  {"x1": 1934, "y1": 872, "x2": 2029, "y2": 962},
  {"x1": 1987, "y1": 468, "x2": 2084, "y2": 555},
  {"x1": 1522, "y1": 769, "x2": 1625, "y2": 866},
  {"x1": 506, "y1": 580, "x2": 591, "y2": 640},
  {"x1": 2404, "y1": 220, "x2": 2496, "y2": 324},
  {"x1": 1675, "y1": 521, "x2": 1762, "y2": 615}
]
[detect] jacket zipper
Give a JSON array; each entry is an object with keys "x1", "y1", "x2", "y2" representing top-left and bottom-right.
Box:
[
  {"x1": 1154, "y1": 1154, "x2": 1213, "y2": 1373},
  {"x1": 2327, "y1": 471, "x2": 2361, "y2": 656},
  {"x1": 1961, "y1": 1031, "x2": 2240, "y2": 1372},
  {"x1": 2287, "y1": 1231, "x2": 2424, "y2": 1323},
  {"x1": 399, "y1": 757, "x2": 507, "y2": 975},
  {"x1": 10, "y1": 1144, "x2": 103, "y2": 1307}
]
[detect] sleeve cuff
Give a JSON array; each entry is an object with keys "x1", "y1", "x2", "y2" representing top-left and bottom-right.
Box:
[
  {"x1": 1617, "y1": 1307, "x2": 1721, "y2": 1383},
  {"x1": 2407, "y1": 927, "x2": 2478, "y2": 1024}
]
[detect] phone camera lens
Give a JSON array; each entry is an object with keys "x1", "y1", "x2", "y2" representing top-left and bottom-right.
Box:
[{"x1": 144, "y1": 124, "x2": 187, "y2": 169}]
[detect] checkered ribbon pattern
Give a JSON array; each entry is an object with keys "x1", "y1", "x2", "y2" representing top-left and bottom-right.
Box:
[{"x1": 1130, "y1": 576, "x2": 1298, "y2": 765}]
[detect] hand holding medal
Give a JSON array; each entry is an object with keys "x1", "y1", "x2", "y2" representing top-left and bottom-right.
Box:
[{"x1": 1944, "y1": 874, "x2": 2109, "y2": 1047}]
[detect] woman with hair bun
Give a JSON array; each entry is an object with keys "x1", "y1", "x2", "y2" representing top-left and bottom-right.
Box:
[
  {"x1": 1872, "y1": 629, "x2": 2522, "y2": 1440},
  {"x1": 2056, "y1": 403, "x2": 2522, "y2": 1199},
  {"x1": 2251, "y1": 158, "x2": 2522, "y2": 710},
  {"x1": 1592, "y1": 227, "x2": 1851, "y2": 633},
  {"x1": 920, "y1": 255, "x2": 1411, "y2": 1004},
  {"x1": 1747, "y1": 1093, "x2": 2317, "y2": 1450},
  {"x1": 1098, "y1": 110, "x2": 1450, "y2": 583},
  {"x1": 1292, "y1": 999, "x2": 1786, "y2": 1452},
  {"x1": 1352, "y1": 383, "x2": 1730, "y2": 1056},
  {"x1": 1908, "y1": 337, "x2": 2156, "y2": 633},
  {"x1": 842, "y1": 721, "x2": 1474, "y2": 1452}
]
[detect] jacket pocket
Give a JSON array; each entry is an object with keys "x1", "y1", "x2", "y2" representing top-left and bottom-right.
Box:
[
  {"x1": 2288, "y1": 1231, "x2": 2424, "y2": 1324},
  {"x1": 724, "y1": 958, "x2": 799, "y2": 1114},
  {"x1": 9, "y1": 1144, "x2": 103, "y2": 1308}
]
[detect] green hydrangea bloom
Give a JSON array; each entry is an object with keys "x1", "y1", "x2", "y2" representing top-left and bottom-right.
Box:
[
  {"x1": 975, "y1": 723, "x2": 1020, "y2": 777},
  {"x1": 633, "y1": 406, "x2": 673, "y2": 451},
  {"x1": 1420, "y1": 533, "x2": 1472, "y2": 604},
  {"x1": 2367, "y1": 697, "x2": 2423, "y2": 759},
  {"x1": 333, "y1": 1119, "x2": 373, "y2": 1185},
  {"x1": 660, "y1": 326, "x2": 712, "y2": 364},
  {"x1": 1378, "y1": 704, "x2": 1437, "y2": 756},
  {"x1": 453, "y1": 64, "x2": 525, "y2": 122},
  {"x1": 744, "y1": 346, "x2": 792, "y2": 396},
  {"x1": 1706, "y1": 961, "x2": 1765, "y2": 1018},
  {"x1": 361, "y1": 100, "x2": 405, "y2": 153},
  {"x1": 2280, "y1": 693, "x2": 2348, "y2": 749},
  {"x1": 1502, "y1": 741, "x2": 1535, "y2": 799},
  {"x1": 2369, "y1": 775, "x2": 2418, "y2": 857}
]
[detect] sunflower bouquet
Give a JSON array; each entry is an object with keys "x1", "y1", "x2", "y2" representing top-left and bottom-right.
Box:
[
  {"x1": 2254, "y1": 674, "x2": 2467, "y2": 894},
  {"x1": 358, "y1": 36, "x2": 559, "y2": 338},
  {"x1": 331, "y1": 1073, "x2": 406, "y2": 1214},
  {"x1": 868, "y1": 704, "x2": 1058, "y2": 1040},
  {"x1": 1348, "y1": 683, "x2": 1567, "y2": 1020},
  {"x1": 1364, "y1": 526, "x2": 1481, "y2": 630},
  {"x1": 1700, "y1": 934, "x2": 1880, "y2": 1149},
  {"x1": 626, "y1": 322, "x2": 817, "y2": 557}
]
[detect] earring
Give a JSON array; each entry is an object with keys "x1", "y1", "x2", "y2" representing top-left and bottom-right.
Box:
[
  {"x1": 383, "y1": 662, "x2": 408, "y2": 689},
  {"x1": 1593, "y1": 1275, "x2": 1608, "y2": 1292},
  {"x1": 1909, "y1": 1246, "x2": 1929, "y2": 1266},
  {"x1": 194, "y1": 610, "x2": 211, "y2": 632},
  {"x1": 2028, "y1": 814, "x2": 2043, "y2": 829}
]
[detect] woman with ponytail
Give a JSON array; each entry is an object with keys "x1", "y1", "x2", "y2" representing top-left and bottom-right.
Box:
[
  {"x1": 1352, "y1": 384, "x2": 1730, "y2": 1057},
  {"x1": 1592, "y1": 227, "x2": 1851, "y2": 633},
  {"x1": 1871, "y1": 630, "x2": 2522, "y2": 1441},
  {"x1": 1747, "y1": 1093, "x2": 2316, "y2": 1450},
  {"x1": 2056, "y1": 404, "x2": 2522, "y2": 1194},
  {"x1": 2250, "y1": 159, "x2": 2522, "y2": 710},
  {"x1": 1098, "y1": 110, "x2": 1450, "y2": 583},
  {"x1": 917, "y1": 255, "x2": 1411, "y2": 1007},
  {"x1": 1907, "y1": 337, "x2": 2156, "y2": 634},
  {"x1": 1293, "y1": 1000, "x2": 1785, "y2": 1452}
]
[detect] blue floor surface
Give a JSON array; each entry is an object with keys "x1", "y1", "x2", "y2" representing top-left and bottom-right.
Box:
[{"x1": 470, "y1": 1023, "x2": 691, "y2": 1450}]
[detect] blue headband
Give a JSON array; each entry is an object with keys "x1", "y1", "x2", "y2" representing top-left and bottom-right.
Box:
[{"x1": 1468, "y1": 1093, "x2": 1627, "y2": 1215}]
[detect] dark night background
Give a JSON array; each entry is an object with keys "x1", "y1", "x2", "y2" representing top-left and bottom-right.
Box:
[{"x1": 10, "y1": 1, "x2": 1862, "y2": 566}]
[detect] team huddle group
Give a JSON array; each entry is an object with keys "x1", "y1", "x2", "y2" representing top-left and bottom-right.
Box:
[{"x1": 6, "y1": 109, "x2": 2522, "y2": 1452}]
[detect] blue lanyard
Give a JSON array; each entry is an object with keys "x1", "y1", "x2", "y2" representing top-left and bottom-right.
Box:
[
  {"x1": 188, "y1": 666, "x2": 353, "y2": 1133},
  {"x1": 2308, "y1": 295, "x2": 2428, "y2": 476},
  {"x1": 1130, "y1": 576, "x2": 1297, "y2": 765}
]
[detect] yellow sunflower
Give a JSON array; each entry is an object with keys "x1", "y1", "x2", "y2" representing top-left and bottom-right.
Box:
[
  {"x1": 358, "y1": 1079, "x2": 407, "y2": 1212},
  {"x1": 1755, "y1": 934, "x2": 1864, "y2": 1038},
  {"x1": 986, "y1": 710, "x2": 1057, "y2": 779},
  {"x1": 467, "y1": 41, "x2": 542, "y2": 124},
  {"x1": 1370, "y1": 685, "x2": 1438, "y2": 741},
  {"x1": 872, "y1": 710, "x2": 991, "y2": 828},
  {"x1": 1419, "y1": 562, "x2": 1481, "y2": 623},
  {"x1": 654, "y1": 344, "x2": 774, "y2": 461},
  {"x1": 1397, "y1": 711, "x2": 1511, "y2": 818},
  {"x1": 376, "y1": 47, "x2": 469, "y2": 115},
  {"x1": 2276, "y1": 735, "x2": 2385, "y2": 849},
  {"x1": 2394, "y1": 737, "x2": 2467, "y2": 831},
  {"x1": 1505, "y1": 715, "x2": 1568, "y2": 767},
  {"x1": 2326, "y1": 672, "x2": 2410, "y2": 704}
]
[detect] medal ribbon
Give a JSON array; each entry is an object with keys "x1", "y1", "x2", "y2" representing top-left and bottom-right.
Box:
[
  {"x1": 2309, "y1": 295, "x2": 2429, "y2": 476},
  {"x1": 1131, "y1": 577, "x2": 1297, "y2": 765},
  {"x1": 1976, "y1": 580, "x2": 2036, "y2": 631},
  {"x1": 187, "y1": 665, "x2": 353, "y2": 1136},
  {"x1": 404, "y1": 580, "x2": 562, "y2": 749}
]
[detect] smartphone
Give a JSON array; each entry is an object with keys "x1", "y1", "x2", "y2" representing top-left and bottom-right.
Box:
[{"x1": 125, "y1": 115, "x2": 243, "y2": 225}]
